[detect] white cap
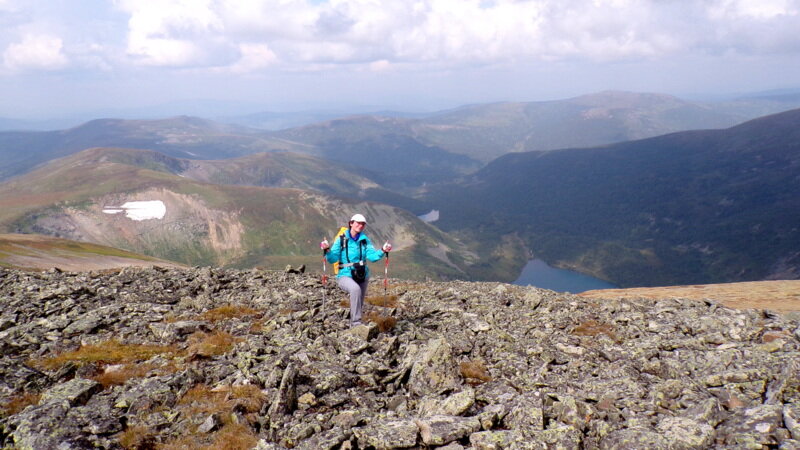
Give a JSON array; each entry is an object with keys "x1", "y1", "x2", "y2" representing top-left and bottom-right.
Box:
[{"x1": 350, "y1": 213, "x2": 367, "y2": 223}]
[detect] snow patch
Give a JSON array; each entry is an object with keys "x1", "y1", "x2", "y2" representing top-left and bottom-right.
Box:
[
  {"x1": 418, "y1": 209, "x2": 440, "y2": 223},
  {"x1": 103, "y1": 200, "x2": 166, "y2": 221}
]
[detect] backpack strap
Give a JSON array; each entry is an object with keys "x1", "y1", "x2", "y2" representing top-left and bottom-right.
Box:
[{"x1": 339, "y1": 234, "x2": 368, "y2": 268}]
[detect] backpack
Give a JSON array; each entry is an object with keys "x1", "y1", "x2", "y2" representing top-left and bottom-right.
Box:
[{"x1": 332, "y1": 226, "x2": 348, "y2": 275}]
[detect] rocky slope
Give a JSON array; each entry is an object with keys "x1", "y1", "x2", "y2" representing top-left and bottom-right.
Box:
[{"x1": 1, "y1": 266, "x2": 798, "y2": 449}]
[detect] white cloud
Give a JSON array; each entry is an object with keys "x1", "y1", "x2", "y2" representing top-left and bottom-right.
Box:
[
  {"x1": 369, "y1": 59, "x2": 391, "y2": 72},
  {"x1": 106, "y1": 0, "x2": 798, "y2": 71},
  {"x1": 115, "y1": 0, "x2": 226, "y2": 66},
  {"x1": 228, "y1": 43, "x2": 278, "y2": 73},
  {"x1": 2, "y1": 0, "x2": 800, "y2": 74},
  {"x1": 3, "y1": 34, "x2": 68, "y2": 70},
  {"x1": 709, "y1": 0, "x2": 796, "y2": 20}
]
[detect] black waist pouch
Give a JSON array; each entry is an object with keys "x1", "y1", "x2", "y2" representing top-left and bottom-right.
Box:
[{"x1": 351, "y1": 263, "x2": 366, "y2": 283}]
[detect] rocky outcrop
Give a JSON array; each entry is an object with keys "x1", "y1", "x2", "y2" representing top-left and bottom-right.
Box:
[{"x1": 0, "y1": 266, "x2": 798, "y2": 449}]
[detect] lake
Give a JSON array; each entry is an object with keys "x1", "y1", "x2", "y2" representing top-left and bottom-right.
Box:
[{"x1": 513, "y1": 259, "x2": 617, "y2": 293}]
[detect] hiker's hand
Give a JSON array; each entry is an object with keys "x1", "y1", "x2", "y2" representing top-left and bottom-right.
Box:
[
  {"x1": 320, "y1": 239, "x2": 330, "y2": 252},
  {"x1": 382, "y1": 242, "x2": 392, "y2": 253}
]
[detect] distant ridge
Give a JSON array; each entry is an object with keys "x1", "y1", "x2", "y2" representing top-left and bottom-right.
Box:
[
  {"x1": 268, "y1": 90, "x2": 800, "y2": 164},
  {"x1": 425, "y1": 107, "x2": 800, "y2": 287},
  {"x1": 0, "y1": 116, "x2": 302, "y2": 181},
  {"x1": 0, "y1": 147, "x2": 489, "y2": 281}
]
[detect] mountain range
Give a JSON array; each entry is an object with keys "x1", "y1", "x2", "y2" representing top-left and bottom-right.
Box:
[
  {"x1": 6, "y1": 90, "x2": 800, "y2": 184},
  {"x1": 424, "y1": 108, "x2": 800, "y2": 286},
  {"x1": 267, "y1": 90, "x2": 800, "y2": 164},
  {"x1": 1, "y1": 90, "x2": 799, "y2": 287},
  {"x1": 0, "y1": 147, "x2": 491, "y2": 281}
]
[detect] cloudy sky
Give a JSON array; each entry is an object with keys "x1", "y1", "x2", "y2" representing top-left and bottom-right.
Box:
[{"x1": 1, "y1": 0, "x2": 799, "y2": 118}]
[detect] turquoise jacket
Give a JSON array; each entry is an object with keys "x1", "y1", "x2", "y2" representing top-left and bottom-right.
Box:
[{"x1": 326, "y1": 232, "x2": 386, "y2": 279}]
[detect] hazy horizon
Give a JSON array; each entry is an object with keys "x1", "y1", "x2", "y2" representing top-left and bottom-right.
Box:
[{"x1": 2, "y1": 0, "x2": 800, "y2": 120}]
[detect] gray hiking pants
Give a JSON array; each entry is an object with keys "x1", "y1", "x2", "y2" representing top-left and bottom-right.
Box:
[{"x1": 337, "y1": 276, "x2": 369, "y2": 326}]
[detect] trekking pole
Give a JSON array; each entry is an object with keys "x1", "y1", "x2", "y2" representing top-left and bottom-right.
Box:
[
  {"x1": 321, "y1": 238, "x2": 329, "y2": 321},
  {"x1": 383, "y1": 242, "x2": 390, "y2": 299}
]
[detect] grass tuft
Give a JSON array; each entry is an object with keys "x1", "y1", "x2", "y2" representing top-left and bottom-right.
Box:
[
  {"x1": 117, "y1": 425, "x2": 155, "y2": 449},
  {"x1": 158, "y1": 423, "x2": 258, "y2": 450},
  {"x1": 178, "y1": 384, "x2": 225, "y2": 414},
  {"x1": 1, "y1": 392, "x2": 41, "y2": 417},
  {"x1": 366, "y1": 295, "x2": 398, "y2": 308},
  {"x1": 179, "y1": 384, "x2": 266, "y2": 414},
  {"x1": 93, "y1": 362, "x2": 180, "y2": 387},
  {"x1": 200, "y1": 305, "x2": 260, "y2": 322},
  {"x1": 32, "y1": 340, "x2": 177, "y2": 370},
  {"x1": 572, "y1": 319, "x2": 621, "y2": 343},
  {"x1": 166, "y1": 383, "x2": 264, "y2": 449},
  {"x1": 230, "y1": 385, "x2": 267, "y2": 413},
  {"x1": 93, "y1": 364, "x2": 157, "y2": 387},
  {"x1": 364, "y1": 311, "x2": 397, "y2": 333},
  {"x1": 210, "y1": 423, "x2": 259, "y2": 450},
  {"x1": 249, "y1": 319, "x2": 266, "y2": 332},
  {"x1": 186, "y1": 331, "x2": 240, "y2": 358},
  {"x1": 460, "y1": 360, "x2": 492, "y2": 385}
]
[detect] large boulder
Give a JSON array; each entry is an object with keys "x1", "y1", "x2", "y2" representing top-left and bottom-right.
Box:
[
  {"x1": 40, "y1": 378, "x2": 101, "y2": 407},
  {"x1": 407, "y1": 338, "x2": 460, "y2": 397}
]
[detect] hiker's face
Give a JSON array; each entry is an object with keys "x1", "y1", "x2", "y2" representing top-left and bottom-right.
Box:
[{"x1": 350, "y1": 221, "x2": 365, "y2": 233}]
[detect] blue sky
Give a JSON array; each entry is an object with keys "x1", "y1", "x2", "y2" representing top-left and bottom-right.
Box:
[{"x1": 1, "y1": 0, "x2": 799, "y2": 118}]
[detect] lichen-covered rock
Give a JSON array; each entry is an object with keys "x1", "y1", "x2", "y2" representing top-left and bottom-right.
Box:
[
  {"x1": 463, "y1": 313, "x2": 492, "y2": 332},
  {"x1": 786, "y1": 404, "x2": 800, "y2": 440},
  {"x1": 415, "y1": 415, "x2": 481, "y2": 446},
  {"x1": 113, "y1": 376, "x2": 177, "y2": 413},
  {"x1": 503, "y1": 391, "x2": 544, "y2": 432},
  {"x1": 550, "y1": 394, "x2": 591, "y2": 430},
  {"x1": 417, "y1": 387, "x2": 475, "y2": 417},
  {"x1": 656, "y1": 416, "x2": 715, "y2": 449},
  {"x1": 148, "y1": 320, "x2": 210, "y2": 341},
  {"x1": 475, "y1": 381, "x2": 518, "y2": 405},
  {"x1": 0, "y1": 267, "x2": 797, "y2": 449},
  {"x1": 599, "y1": 428, "x2": 671, "y2": 449},
  {"x1": 469, "y1": 430, "x2": 545, "y2": 449},
  {"x1": 407, "y1": 338, "x2": 460, "y2": 396},
  {"x1": 437, "y1": 442, "x2": 466, "y2": 450},
  {"x1": 348, "y1": 322, "x2": 379, "y2": 341},
  {"x1": 40, "y1": 378, "x2": 101, "y2": 407},
  {"x1": 6, "y1": 401, "x2": 72, "y2": 449},
  {"x1": 267, "y1": 363, "x2": 297, "y2": 421},
  {"x1": 295, "y1": 426, "x2": 349, "y2": 450},
  {"x1": 477, "y1": 404, "x2": 506, "y2": 431},
  {"x1": 717, "y1": 404, "x2": 787, "y2": 448},
  {"x1": 533, "y1": 424, "x2": 582, "y2": 448},
  {"x1": 353, "y1": 419, "x2": 419, "y2": 449},
  {"x1": 62, "y1": 310, "x2": 105, "y2": 336}
]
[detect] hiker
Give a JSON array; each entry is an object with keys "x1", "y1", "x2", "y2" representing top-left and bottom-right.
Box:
[{"x1": 321, "y1": 214, "x2": 392, "y2": 327}]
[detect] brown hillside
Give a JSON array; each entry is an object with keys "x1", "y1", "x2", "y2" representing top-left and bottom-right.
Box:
[
  {"x1": 580, "y1": 280, "x2": 800, "y2": 315},
  {"x1": 0, "y1": 234, "x2": 183, "y2": 271}
]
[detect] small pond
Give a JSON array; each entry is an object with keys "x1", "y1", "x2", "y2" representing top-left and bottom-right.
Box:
[{"x1": 513, "y1": 259, "x2": 617, "y2": 293}]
